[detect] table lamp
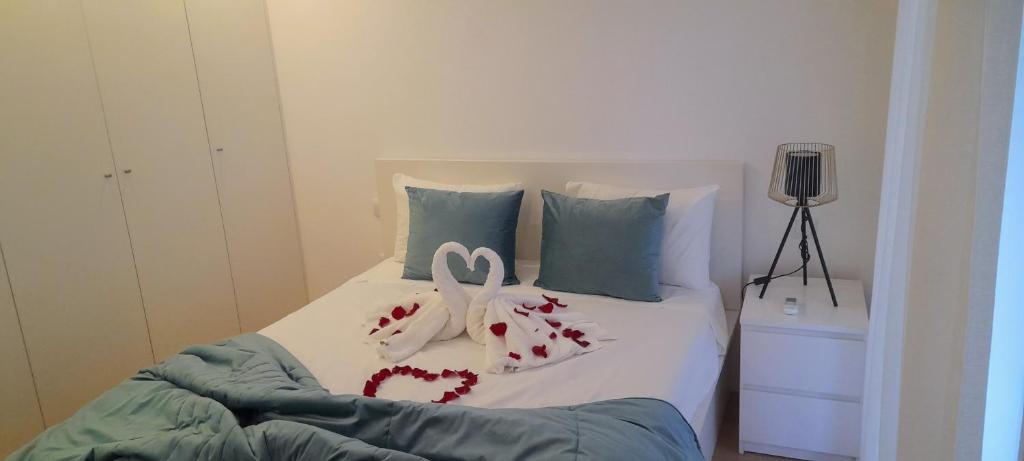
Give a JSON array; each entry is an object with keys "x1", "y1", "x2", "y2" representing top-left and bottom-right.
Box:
[{"x1": 758, "y1": 142, "x2": 839, "y2": 306}]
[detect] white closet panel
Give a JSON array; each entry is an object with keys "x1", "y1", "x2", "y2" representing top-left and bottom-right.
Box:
[
  {"x1": 81, "y1": 0, "x2": 240, "y2": 360},
  {"x1": 185, "y1": 0, "x2": 308, "y2": 331},
  {"x1": 0, "y1": 0, "x2": 154, "y2": 425},
  {"x1": 0, "y1": 247, "x2": 44, "y2": 457}
]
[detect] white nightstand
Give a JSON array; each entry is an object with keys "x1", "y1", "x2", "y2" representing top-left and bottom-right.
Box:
[{"x1": 739, "y1": 276, "x2": 868, "y2": 461}]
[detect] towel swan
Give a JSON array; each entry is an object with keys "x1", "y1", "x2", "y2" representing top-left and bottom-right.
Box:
[
  {"x1": 365, "y1": 242, "x2": 472, "y2": 362},
  {"x1": 467, "y1": 247, "x2": 613, "y2": 373}
]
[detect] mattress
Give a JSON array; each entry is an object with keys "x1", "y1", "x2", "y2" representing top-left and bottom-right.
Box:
[{"x1": 261, "y1": 259, "x2": 728, "y2": 423}]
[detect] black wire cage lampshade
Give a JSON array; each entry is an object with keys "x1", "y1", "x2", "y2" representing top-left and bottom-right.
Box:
[
  {"x1": 768, "y1": 143, "x2": 838, "y2": 207},
  {"x1": 759, "y1": 143, "x2": 839, "y2": 306}
]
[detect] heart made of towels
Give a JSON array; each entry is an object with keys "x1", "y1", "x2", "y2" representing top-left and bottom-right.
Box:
[{"x1": 363, "y1": 366, "x2": 479, "y2": 404}]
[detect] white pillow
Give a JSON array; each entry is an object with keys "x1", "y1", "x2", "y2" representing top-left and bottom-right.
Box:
[
  {"x1": 392, "y1": 173, "x2": 523, "y2": 262},
  {"x1": 565, "y1": 181, "x2": 718, "y2": 289}
]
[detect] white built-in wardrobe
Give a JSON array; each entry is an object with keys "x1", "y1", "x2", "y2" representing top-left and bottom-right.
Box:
[{"x1": 0, "y1": 0, "x2": 307, "y2": 454}]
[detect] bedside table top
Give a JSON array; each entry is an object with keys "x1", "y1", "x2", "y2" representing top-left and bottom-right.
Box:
[{"x1": 741, "y1": 275, "x2": 868, "y2": 337}]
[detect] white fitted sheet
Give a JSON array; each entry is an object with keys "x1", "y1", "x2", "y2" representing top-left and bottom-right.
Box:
[{"x1": 261, "y1": 259, "x2": 728, "y2": 423}]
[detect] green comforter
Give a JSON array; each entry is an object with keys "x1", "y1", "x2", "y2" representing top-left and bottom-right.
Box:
[{"x1": 10, "y1": 333, "x2": 702, "y2": 460}]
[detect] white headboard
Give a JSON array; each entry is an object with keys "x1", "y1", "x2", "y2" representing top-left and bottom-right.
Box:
[{"x1": 375, "y1": 159, "x2": 744, "y2": 310}]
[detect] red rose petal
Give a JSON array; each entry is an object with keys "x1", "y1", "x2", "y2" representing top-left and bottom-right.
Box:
[
  {"x1": 391, "y1": 306, "x2": 407, "y2": 320},
  {"x1": 521, "y1": 303, "x2": 536, "y2": 310},
  {"x1": 392, "y1": 329, "x2": 402, "y2": 335},
  {"x1": 538, "y1": 303, "x2": 554, "y2": 314},
  {"x1": 455, "y1": 385, "x2": 471, "y2": 395},
  {"x1": 457, "y1": 370, "x2": 478, "y2": 385},
  {"x1": 363, "y1": 381, "x2": 377, "y2": 397},
  {"x1": 489, "y1": 322, "x2": 508, "y2": 336},
  {"x1": 433, "y1": 391, "x2": 460, "y2": 404},
  {"x1": 514, "y1": 308, "x2": 531, "y2": 317},
  {"x1": 560, "y1": 328, "x2": 590, "y2": 347},
  {"x1": 545, "y1": 319, "x2": 562, "y2": 328},
  {"x1": 562, "y1": 328, "x2": 584, "y2": 340},
  {"x1": 369, "y1": 328, "x2": 379, "y2": 335},
  {"x1": 543, "y1": 294, "x2": 568, "y2": 307},
  {"x1": 408, "y1": 303, "x2": 421, "y2": 316},
  {"x1": 508, "y1": 352, "x2": 521, "y2": 360},
  {"x1": 532, "y1": 344, "x2": 548, "y2": 358},
  {"x1": 549, "y1": 332, "x2": 557, "y2": 340},
  {"x1": 441, "y1": 369, "x2": 456, "y2": 378},
  {"x1": 378, "y1": 317, "x2": 390, "y2": 328}
]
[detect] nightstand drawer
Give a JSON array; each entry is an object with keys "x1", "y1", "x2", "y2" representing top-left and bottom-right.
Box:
[
  {"x1": 741, "y1": 330, "x2": 865, "y2": 399},
  {"x1": 740, "y1": 389, "x2": 861, "y2": 458}
]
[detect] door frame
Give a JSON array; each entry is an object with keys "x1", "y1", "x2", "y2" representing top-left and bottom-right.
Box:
[{"x1": 859, "y1": 0, "x2": 938, "y2": 458}]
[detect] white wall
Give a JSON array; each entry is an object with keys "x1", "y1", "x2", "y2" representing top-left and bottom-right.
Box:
[{"x1": 265, "y1": 0, "x2": 897, "y2": 299}]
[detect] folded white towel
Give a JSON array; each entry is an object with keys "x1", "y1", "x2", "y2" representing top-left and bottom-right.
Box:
[
  {"x1": 364, "y1": 242, "x2": 471, "y2": 362},
  {"x1": 467, "y1": 248, "x2": 614, "y2": 373}
]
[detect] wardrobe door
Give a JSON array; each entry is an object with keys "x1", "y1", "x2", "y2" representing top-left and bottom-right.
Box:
[
  {"x1": 81, "y1": 0, "x2": 240, "y2": 360},
  {"x1": 185, "y1": 0, "x2": 308, "y2": 331},
  {"x1": 0, "y1": 0, "x2": 154, "y2": 426},
  {"x1": 0, "y1": 249, "x2": 44, "y2": 457}
]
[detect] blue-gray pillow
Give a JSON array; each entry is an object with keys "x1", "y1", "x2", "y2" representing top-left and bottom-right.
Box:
[
  {"x1": 534, "y1": 190, "x2": 668, "y2": 301},
  {"x1": 402, "y1": 186, "x2": 523, "y2": 285}
]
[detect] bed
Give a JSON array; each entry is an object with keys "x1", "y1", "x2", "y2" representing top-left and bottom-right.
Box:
[
  {"x1": 10, "y1": 159, "x2": 742, "y2": 461},
  {"x1": 265, "y1": 159, "x2": 744, "y2": 458}
]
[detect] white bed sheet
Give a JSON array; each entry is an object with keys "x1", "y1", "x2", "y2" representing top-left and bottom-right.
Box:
[{"x1": 261, "y1": 259, "x2": 728, "y2": 423}]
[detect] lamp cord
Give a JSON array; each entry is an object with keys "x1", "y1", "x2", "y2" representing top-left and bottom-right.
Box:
[
  {"x1": 740, "y1": 261, "x2": 808, "y2": 303},
  {"x1": 799, "y1": 210, "x2": 811, "y2": 265}
]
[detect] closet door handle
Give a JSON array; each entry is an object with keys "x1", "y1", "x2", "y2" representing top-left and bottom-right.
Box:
[
  {"x1": 103, "y1": 173, "x2": 113, "y2": 178},
  {"x1": 123, "y1": 169, "x2": 132, "y2": 174}
]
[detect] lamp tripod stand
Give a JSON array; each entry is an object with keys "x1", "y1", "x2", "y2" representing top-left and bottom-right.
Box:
[{"x1": 757, "y1": 202, "x2": 838, "y2": 307}]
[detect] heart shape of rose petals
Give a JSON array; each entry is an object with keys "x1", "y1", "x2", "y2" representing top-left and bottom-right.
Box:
[{"x1": 363, "y1": 366, "x2": 479, "y2": 404}]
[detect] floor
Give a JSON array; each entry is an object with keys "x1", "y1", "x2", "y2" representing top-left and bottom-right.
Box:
[{"x1": 712, "y1": 393, "x2": 795, "y2": 461}]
